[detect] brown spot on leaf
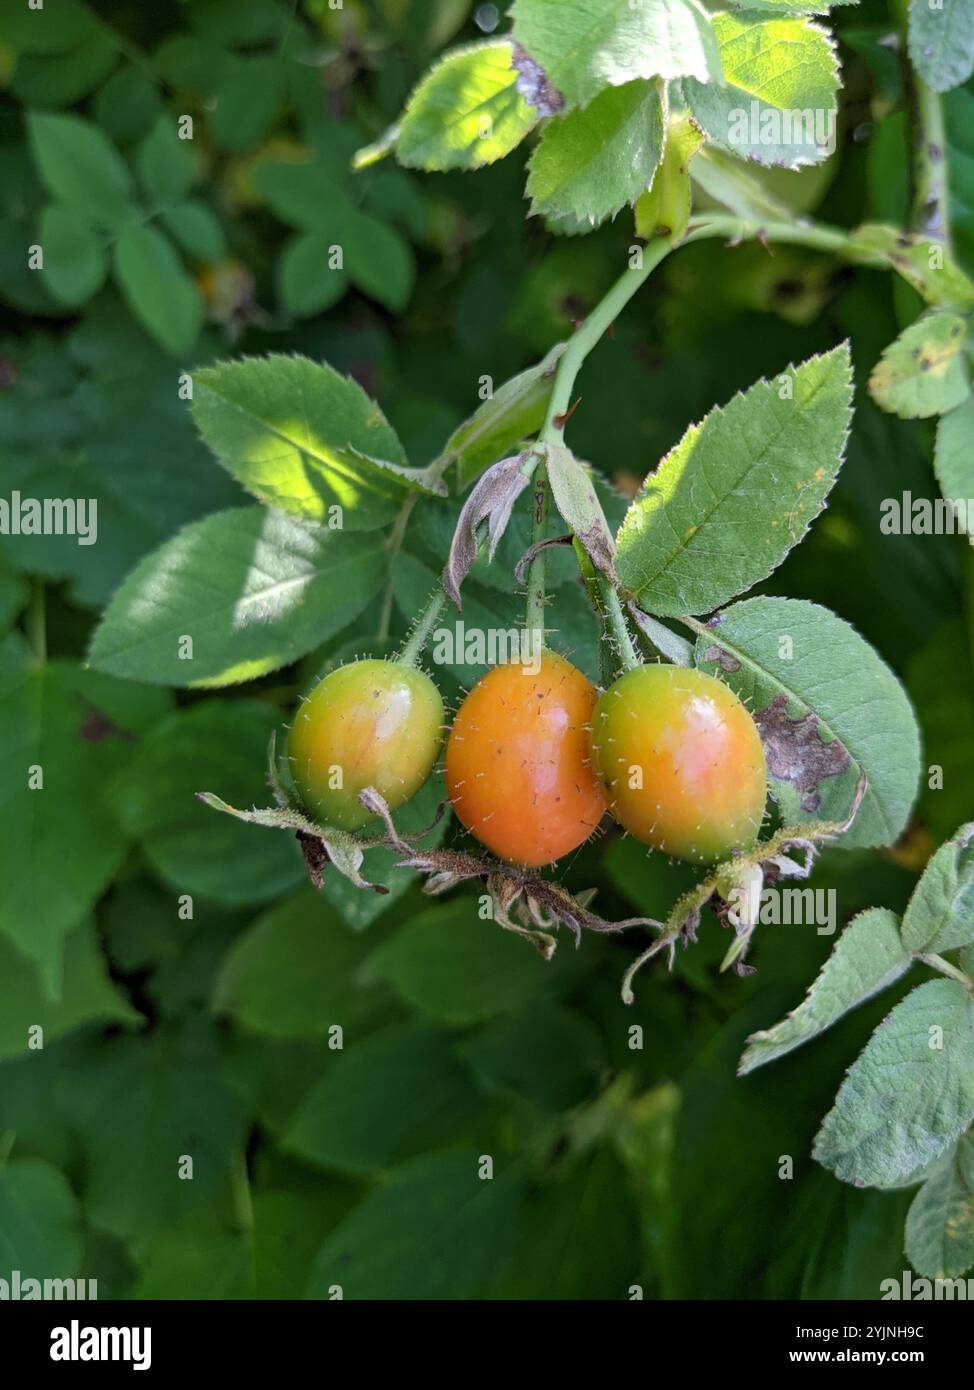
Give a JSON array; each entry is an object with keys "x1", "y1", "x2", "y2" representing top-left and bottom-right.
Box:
[
  {"x1": 754, "y1": 694, "x2": 851, "y2": 813},
  {"x1": 511, "y1": 44, "x2": 565, "y2": 115},
  {"x1": 702, "y1": 644, "x2": 741, "y2": 673},
  {"x1": 79, "y1": 708, "x2": 136, "y2": 743}
]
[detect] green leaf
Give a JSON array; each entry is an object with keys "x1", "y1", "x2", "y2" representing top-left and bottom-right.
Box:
[
  {"x1": 616, "y1": 345, "x2": 853, "y2": 614},
  {"x1": 490, "y1": 1147, "x2": 640, "y2": 1298},
  {"x1": 512, "y1": 0, "x2": 723, "y2": 109},
  {"x1": 38, "y1": 203, "x2": 106, "y2": 306},
  {"x1": 905, "y1": 1135, "x2": 974, "y2": 1278},
  {"x1": 209, "y1": 53, "x2": 286, "y2": 152},
  {"x1": 739, "y1": 908, "x2": 913, "y2": 1075},
  {"x1": 305, "y1": 1149, "x2": 526, "y2": 1298},
  {"x1": 27, "y1": 111, "x2": 133, "y2": 229},
  {"x1": 0, "y1": 1160, "x2": 84, "y2": 1280},
  {"x1": 458, "y1": 1003, "x2": 604, "y2": 1113},
  {"x1": 694, "y1": 597, "x2": 922, "y2": 848},
  {"x1": 363, "y1": 897, "x2": 590, "y2": 1025},
  {"x1": 849, "y1": 224, "x2": 974, "y2": 307},
  {"x1": 87, "y1": 507, "x2": 387, "y2": 687},
  {"x1": 813, "y1": 979, "x2": 974, "y2": 1188},
  {"x1": 112, "y1": 221, "x2": 204, "y2": 355},
  {"x1": 908, "y1": 0, "x2": 974, "y2": 94},
  {"x1": 0, "y1": 637, "x2": 169, "y2": 994},
  {"x1": 0, "y1": 551, "x2": 29, "y2": 632},
  {"x1": 526, "y1": 80, "x2": 665, "y2": 226},
  {"x1": 395, "y1": 40, "x2": 538, "y2": 170},
  {"x1": 449, "y1": 343, "x2": 566, "y2": 488},
  {"x1": 0, "y1": 0, "x2": 99, "y2": 54},
  {"x1": 284, "y1": 1023, "x2": 489, "y2": 1175},
  {"x1": 190, "y1": 355, "x2": 438, "y2": 528},
  {"x1": 61, "y1": 1020, "x2": 246, "y2": 1242},
  {"x1": 278, "y1": 232, "x2": 348, "y2": 316},
  {"x1": 0, "y1": 919, "x2": 136, "y2": 1062},
  {"x1": 114, "y1": 701, "x2": 304, "y2": 904},
  {"x1": 340, "y1": 208, "x2": 416, "y2": 312},
  {"x1": 161, "y1": 200, "x2": 226, "y2": 263},
  {"x1": 869, "y1": 312, "x2": 971, "y2": 419},
  {"x1": 545, "y1": 442, "x2": 616, "y2": 576},
  {"x1": 934, "y1": 395, "x2": 974, "y2": 535},
  {"x1": 685, "y1": 14, "x2": 839, "y2": 169},
  {"x1": 212, "y1": 889, "x2": 392, "y2": 1039},
  {"x1": 137, "y1": 114, "x2": 196, "y2": 206},
  {"x1": 901, "y1": 823, "x2": 974, "y2": 954}
]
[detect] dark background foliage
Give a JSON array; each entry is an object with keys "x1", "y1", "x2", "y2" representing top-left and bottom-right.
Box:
[{"x1": 0, "y1": 0, "x2": 970, "y2": 1298}]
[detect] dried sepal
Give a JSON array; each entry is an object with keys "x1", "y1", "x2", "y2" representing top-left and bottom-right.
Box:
[{"x1": 443, "y1": 450, "x2": 536, "y2": 609}]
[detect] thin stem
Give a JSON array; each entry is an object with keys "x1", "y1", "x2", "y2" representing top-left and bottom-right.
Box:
[
  {"x1": 27, "y1": 580, "x2": 46, "y2": 665},
  {"x1": 910, "y1": 78, "x2": 951, "y2": 245},
  {"x1": 687, "y1": 213, "x2": 862, "y2": 258},
  {"x1": 602, "y1": 580, "x2": 640, "y2": 672},
  {"x1": 378, "y1": 494, "x2": 419, "y2": 642},
  {"x1": 525, "y1": 460, "x2": 549, "y2": 646},
  {"x1": 540, "y1": 236, "x2": 677, "y2": 446},
  {"x1": 915, "y1": 952, "x2": 974, "y2": 994},
  {"x1": 397, "y1": 585, "x2": 447, "y2": 668}
]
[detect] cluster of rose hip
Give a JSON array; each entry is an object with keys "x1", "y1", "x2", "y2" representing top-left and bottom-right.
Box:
[{"x1": 288, "y1": 646, "x2": 767, "y2": 871}]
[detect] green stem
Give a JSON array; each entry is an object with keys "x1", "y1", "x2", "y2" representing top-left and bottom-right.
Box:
[
  {"x1": 397, "y1": 585, "x2": 447, "y2": 668},
  {"x1": 602, "y1": 580, "x2": 640, "y2": 673},
  {"x1": 229, "y1": 1144, "x2": 257, "y2": 1298},
  {"x1": 915, "y1": 952, "x2": 974, "y2": 994},
  {"x1": 525, "y1": 460, "x2": 550, "y2": 646},
  {"x1": 27, "y1": 580, "x2": 46, "y2": 665},
  {"x1": 687, "y1": 213, "x2": 863, "y2": 259},
  {"x1": 378, "y1": 494, "x2": 419, "y2": 642},
  {"x1": 910, "y1": 78, "x2": 951, "y2": 245},
  {"x1": 539, "y1": 236, "x2": 678, "y2": 446}
]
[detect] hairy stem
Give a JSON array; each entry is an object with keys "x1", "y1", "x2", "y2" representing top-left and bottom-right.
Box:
[
  {"x1": 397, "y1": 585, "x2": 447, "y2": 668},
  {"x1": 915, "y1": 952, "x2": 974, "y2": 994}
]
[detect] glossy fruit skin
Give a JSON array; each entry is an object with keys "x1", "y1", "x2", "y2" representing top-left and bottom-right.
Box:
[
  {"x1": 445, "y1": 650, "x2": 608, "y2": 868},
  {"x1": 288, "y1": 659, "x2": 444, "y2": 832},
  {"x1": 590, "y1": 665, "x2": 767, "y2": 864}
]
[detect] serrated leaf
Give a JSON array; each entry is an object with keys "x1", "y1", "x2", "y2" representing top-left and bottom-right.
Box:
[
  {"x1": 616, "y1": 345, "x2": 853, "y2": 614},
  {"x1": 27, "y1": 111, "x2": 133, "y2": 229},
  {"x1": 905, "y1": 1134, "x2": 974, "y2": 1278},
  {"x1": 869, "y1": 312, "x2": 971, "y2": 419},
  {"x1": 739, "y1": 908, "x2": 912, "y2": 1075},
  {"x1": 694, "y1": 592, "x2": 917, "y2": 839},
  {"x1": 112, "y1": 222, "x2": 203, "y2": 355},
  {"x1": 395, "y1": 40, "x2": 538, "y2": 170},
  {"x1": 934, "y1": 395, "x2": 974, "y2": 537},
  {"x1": 814, "y1": 980, "x2": 974, "y2": 1187},
  {"x1": 694, "y1": 597, "x2": 921, "y2": 848},
  {"x1": 512, "y1": 0, "x2": 723, "y2": 109},
  {"x1": 526, "y1": 79, "x2": 665, "y2": 226},
  {"x1": 38, "y1": 204, "x2": 106, "y2": 306},
  {"x1": 686, "y1": 14, "x2": 839, "y2": 169},
  {"x1": 848, "y1": 224, "x2": 974, "y2": 307},
  {"x1": 908, "y1": 0, "x2": 974, "y2": 94},
  {"x1": 87, "y1": 506, "x2": 386, "y2": 687},
  {"x1": 191, "y1": 355, "x2": 438, "y2": 527},
  {"x1": 901, "y1": 823, "x2": 974, "y2": 954}
]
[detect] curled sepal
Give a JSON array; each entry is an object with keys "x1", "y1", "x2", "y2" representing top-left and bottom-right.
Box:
[
  {"x1": 545, "y1": 442, "x2": 617, "y2": 583},
  {"x1": 196, "y1": 790, "x2": 385, "y2": 893},
  {"x1": 443, "y1": 450, "x2": 535, "y2": 609},
  {"x1": 620, "y1": 770, "x2": 869, "y2": 1002}
]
